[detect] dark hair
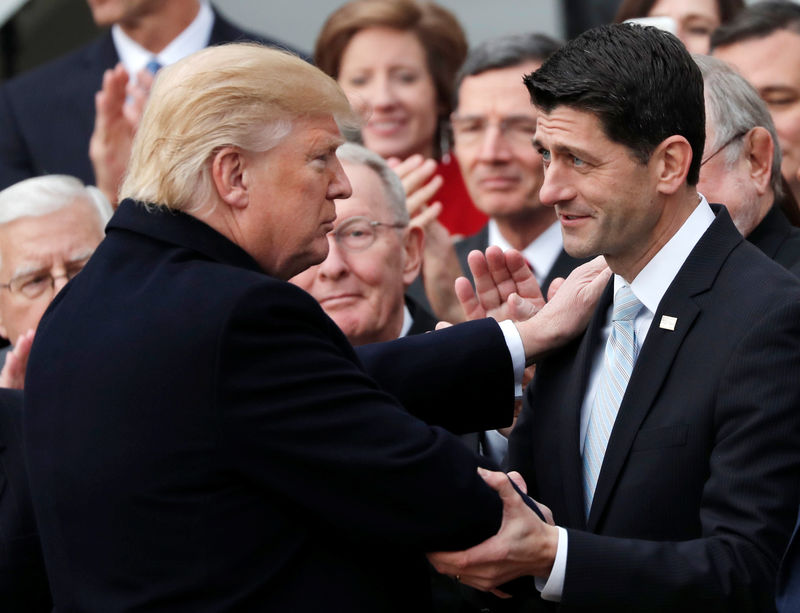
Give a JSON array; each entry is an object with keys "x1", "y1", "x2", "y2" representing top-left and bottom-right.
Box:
[
  {"x1": 710, "y1": 1, "x2": 800, "y2": 50},
  {"x1": 314, "y1": 0, "x2": 467, "y2": 158},
  {"x1": 614, "y1": 0, "x2": 744, "y2": 26},
  {"x1": 453, "y1": 33, "x2": 562, "y2": 109},
  {"x1": 524, "y1": 23, "x2": 705, "y2": 185}
]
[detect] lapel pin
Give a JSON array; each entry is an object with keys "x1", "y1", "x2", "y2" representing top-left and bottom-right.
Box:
[{"x1": 659, "y1": 315, "x2": 677, "y2": 331}]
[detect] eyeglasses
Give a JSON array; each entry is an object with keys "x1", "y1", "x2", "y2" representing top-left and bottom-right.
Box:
[
  {"x1": 0, "y1": 260, "x2": 88, "y2": 300},
  {"x1": 330, "y1": 216, "x2": 407, "y2": 252},
  {"x1": 450, "y1": 115, "x2": 538, "y2": 148},
  {"x1": 701, "y1": 130, "x2": 749, "y2": 166}
]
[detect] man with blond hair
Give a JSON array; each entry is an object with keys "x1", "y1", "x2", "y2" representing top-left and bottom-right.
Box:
[{"x1": 23, "y1": 44, "x2": 609, "y2": 612}]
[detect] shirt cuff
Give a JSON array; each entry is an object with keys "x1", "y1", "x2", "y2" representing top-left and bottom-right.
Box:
[
  {"x1": 498, "y1": 320, "x2": 525, "y2": 399},
  {"x1": 534, "y1": 526, "x2": 567, "y2": 602}
]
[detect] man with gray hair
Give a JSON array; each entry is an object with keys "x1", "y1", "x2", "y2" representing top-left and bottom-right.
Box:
[
  {"x1": 291, "y1": 142, "x2": 434, "y2": 344},
  {"x1": 452, "y1": 33, "x2": 586, "y2": 298},
  {"x1": 695, "y1": 53, "x2": 800, "y2": 275},
  {"x1": 22, "y1": 44, "x2": 609, "y2": 612},
  {"x1": 0, "y1": 175, "x2": 111, "y2": 388}
]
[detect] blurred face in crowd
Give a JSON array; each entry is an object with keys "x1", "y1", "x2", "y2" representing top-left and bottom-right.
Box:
[
  {"x1": 452, "y1": 60, "x2": 547, "y2": 222},
  {"x1": 0, "y1": 199, "x2": 104, "y2": 345},
  {"x1": 646, "y1": 0, "x2": 720, "y2": 54},
  {"x1": 86, "y1": 0, "x2": 168, "y2": 26},
  {"x1": 237, "y1": 116, "x2": 351, "y2": 281},
  {"x1": 713, "y1": 30, "x2": 800, "y2": 202},
  {"x1": 338, "y1": 27, "x2": 439, "y2": 160},
  {"x1": 291, "y1": 159, "x2": 422, "y2": 346},
  {"x1": 534, "y1": 106, "x2": 669, "y2": 281}
]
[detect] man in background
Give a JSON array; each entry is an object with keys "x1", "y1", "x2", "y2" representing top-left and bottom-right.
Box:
[
  {"x1": 711, "y1": 1, "x2": 800, "y2": 206},
  {"x1": 291, "y1": 142, "x2": 433, "y2": 344},
  {"x1": 451, "y1": 33, "x2": 585, "y2": 299},
  {"x1": 0, "y1": 175, "x2": 111, "y2": 388},
  {"x1": 0, "y1": 0, "x2": 293, "y2": 194},
  {"x1": 695, "y1": 53, "x2": 800, "y2": 275}
]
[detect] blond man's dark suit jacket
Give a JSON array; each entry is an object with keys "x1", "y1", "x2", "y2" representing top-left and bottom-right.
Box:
[
  {"x1": 0, "y1": 389, "x2": 50, "y2": 611},
  {"x1": 507, "y1": 206, "x2": 800, "y2": 612},
  {"x1": 23, "y1": 200, "x2": 520, "y2": 613}
]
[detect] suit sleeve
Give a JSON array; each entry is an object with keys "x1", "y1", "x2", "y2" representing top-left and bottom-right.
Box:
[
  {"x1": 355, "y1": 320, "x2": 515, "y2": 433},
  {"x1": 216, "y1": 282, "x2": 505, "y2": 551},
  {"x1": 560, "y1": 300, "x2": 800, "y2": 611}
]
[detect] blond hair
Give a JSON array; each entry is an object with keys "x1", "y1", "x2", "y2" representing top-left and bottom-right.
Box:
[{"x1": 120, "y1": 43, "x2": 358, "y2": 212}]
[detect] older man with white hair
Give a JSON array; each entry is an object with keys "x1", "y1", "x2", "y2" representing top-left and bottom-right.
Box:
[{"x1": 0, "y1": 175, "x2": 111, "y2": 388}]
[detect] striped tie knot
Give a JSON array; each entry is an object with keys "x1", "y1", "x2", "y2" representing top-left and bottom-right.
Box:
[{"x1": 612, "y1": 285, "x2": 642, "y2": 323}]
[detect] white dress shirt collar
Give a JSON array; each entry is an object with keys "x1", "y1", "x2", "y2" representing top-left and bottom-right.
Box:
[
  {"x1": 111, "y1": 1, "x2": 214, "y2": 80},
  {"x1": 487, "y1": 218, "x2": 563, "y2": 285},
  {"x1": 398, "y1": 304, "x2": 413, "y2": 338},
  {"x1": 621, "y1": 194, "x2": 715, "y2": 316}
]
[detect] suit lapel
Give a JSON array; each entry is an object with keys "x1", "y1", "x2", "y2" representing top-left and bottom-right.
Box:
[
  {"x1": 559, "y1": 280, "x2": 614, "y2": 529},
  {"x1": 587, "y1": 207, "x2": 742, "y2": 530}
]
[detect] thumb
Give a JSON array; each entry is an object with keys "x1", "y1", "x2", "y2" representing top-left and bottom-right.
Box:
[
  {"x1": 477, "y1": 467, "x2": 517, "y2": 503},
  {"x1": 508, "y1": 293, "x2": 538, "y2": 321}
]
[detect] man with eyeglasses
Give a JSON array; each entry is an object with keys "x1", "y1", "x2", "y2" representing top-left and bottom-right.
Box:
[
  {"x1": 291, "y1": 142, "x2": 436, "y2": 345},
  {"x1": 694, "y1": 54, "x2": 800, "y2": 276},
  {"x1": 0, "y1": 175, "x2": 111, "y2": 389}
]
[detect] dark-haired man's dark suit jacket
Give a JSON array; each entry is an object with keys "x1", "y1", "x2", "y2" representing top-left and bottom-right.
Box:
[
  {"x1": 24, "y1": 200, "x2": 517, "y2": 613},
  {"x1": 507, "y1": 206, "x2": 800, "y2": 612},
  {"x1": 747, "y1": 203, "x2": 800, "y2": 277},
  {"x1": 0, "y1": 389, "x2": 51, "y2": 612},
  {"x1": 777, "y1": 513, "x2": 800, "y2": 612},
  {"x1": 0, "y1": 9, "x2": 295, "y2": 189},
  {"x1": 455, "y1": 224, "x2": 588, "y2": 298}
]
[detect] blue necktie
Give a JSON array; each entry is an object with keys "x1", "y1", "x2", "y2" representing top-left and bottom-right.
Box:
[
  {"x1": 582, "y1": 285, "x2": 643, "y2": 516},
  {"x1": 146, "y1": 59, "x2": 162, "y2": 75}
]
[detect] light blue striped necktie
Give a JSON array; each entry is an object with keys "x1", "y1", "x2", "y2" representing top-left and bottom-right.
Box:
[{"x1": 582, "y1": 284, "x2": 643, "y2": 516}]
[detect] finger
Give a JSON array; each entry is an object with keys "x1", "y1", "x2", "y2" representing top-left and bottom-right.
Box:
[
  {"x1": 546, "y1": 277, "x2": 564, "y2": 301},
  {"x1": 507, "y1": 293, "x2": 539, "y2": 321},
  {"x1": 455, "y1": 276, "x2": 485, "y2": 321},
  {"x1": 489, "y1": 588, "x2": 513, "y2": 599},
  {"x1": 409, "y1": 201, "x2": 442, "y2": 230},
  {"x1": 390, "y1": 154, "x2": 424, "y2": 180},
  {"x1": 385, "y1": 156, "x2": 402, "y2": 169},
  {"x1": 476, "y1": 467, "x2": 517, "y2": 502},
  {"x1": 434, "y1": 321, "x2": 453, "y2": 330},
  {"x1": 535, "y1": 500, "x2": 555, "y2": 526},
  {"x1": 504, "y1": 250, "x2": 545, "y2": 304},
  {"x1": 469, "y1": 248, "x2": 503, "y2": 311},
  {"x1": 402, "y1": 158, "x2": 438, "y2": 196},
  {"x1": 405, "y1": 175, "x2": 443, "y2": 216},
  {"x1": 506, "y1": 470, "x2": 528, "y2": 495}
]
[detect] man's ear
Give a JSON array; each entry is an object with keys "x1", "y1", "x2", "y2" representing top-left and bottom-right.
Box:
[
  {"x1": 653, "y1": 135, "x2": 694, "y2": 195},
  {"x1": 744, "y1": 126, "x2": 773, "y2": 196},
  {"x1": 211, "y1": 146, "x2": 249, "y2": 209},
  {"x1": 402, "y1": 225, "x2": 424, "y2": 288}
]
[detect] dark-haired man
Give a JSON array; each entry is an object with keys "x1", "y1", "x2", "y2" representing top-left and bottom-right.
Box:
[{"x1": 430, "y1": 23, "x2": 800, "y2": 612}]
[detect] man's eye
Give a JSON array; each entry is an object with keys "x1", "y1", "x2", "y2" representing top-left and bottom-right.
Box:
[
  {"x1": 21, "y1": 275, "x2": 49, "y2": 290},
  {"x1": 573, "y1": 156, "x2": 585, "y2": 167},
  {"x1": 539, "y1": 149, "x2": 551, "y2": 162}
]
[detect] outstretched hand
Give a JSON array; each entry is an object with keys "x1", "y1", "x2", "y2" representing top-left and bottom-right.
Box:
[{"x1": 427, "y1": 468, "x2": 558, "y2": 597}]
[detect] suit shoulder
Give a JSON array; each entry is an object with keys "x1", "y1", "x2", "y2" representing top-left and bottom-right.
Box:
[{"x1": 2, "y1": 35, "x2": 110, "y2": 96}]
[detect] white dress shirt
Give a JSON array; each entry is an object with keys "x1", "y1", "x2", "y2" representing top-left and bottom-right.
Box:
[
  {"x1": 111, "y1": 1, "x2": 214, "y2": 82},
  {"x1": 539, "y1": 196, "x2": 715, "y2": 601}
]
